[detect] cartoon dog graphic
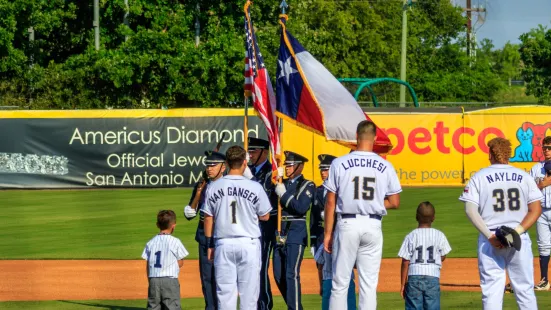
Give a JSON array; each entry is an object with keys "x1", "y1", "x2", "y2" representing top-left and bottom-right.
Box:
[{"x1": 511, "y1": 122, "x2": 551, "y2": 162}]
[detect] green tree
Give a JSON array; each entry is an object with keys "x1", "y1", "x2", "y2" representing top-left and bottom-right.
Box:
[{"x1": 519, "y1": 24, "x2": 551, "y2": 103}]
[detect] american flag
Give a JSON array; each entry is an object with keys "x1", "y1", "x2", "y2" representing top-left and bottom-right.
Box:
[{"x1": 244, "y1": 1, "x2": 281, "y2": 182}]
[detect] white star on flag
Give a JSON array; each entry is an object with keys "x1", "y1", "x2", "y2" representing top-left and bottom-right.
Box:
[{"x1": 278, "y1": 57, "x2": 297, "y2": 85}]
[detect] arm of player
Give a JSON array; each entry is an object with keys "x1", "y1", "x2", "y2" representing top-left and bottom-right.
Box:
[
  {"x1": 385, "y1": 165, "x2": 402, "y2": 209},
  {"x1": 142, "y1": 246, "x2": 150, "y2": 278},
  {"x1": 280, "y1": 182, "x2": 315, "y2": 215},
  {"x1": 400, "y1": 259, "x2": 409, "y2": 299},
  {"x1": 204, "y1": 215, "x2": 214, "y2": 261},
  {"x1": 256, "y1": 185, "x2": 272, "y2": 221},
  {"x1": 464, "y1": 201, "x2": 492, "y2": 239},
  {"x1": 384, "y1": 194, "x2": 400, "y2": 209},
  {"x1": 516, "y1": 177, "x2": 544, "y2": 234},
  {"x1": 323, "y1": 191, "x2": 337, "y2": 254}
]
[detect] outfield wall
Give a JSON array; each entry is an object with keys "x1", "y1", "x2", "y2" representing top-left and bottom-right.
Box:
[{"x1": 0, "y1": 106, "x2": 549, "y2": 188}]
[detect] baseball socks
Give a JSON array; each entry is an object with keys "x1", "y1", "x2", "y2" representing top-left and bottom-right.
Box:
[{"x1": 535, "y1": 255, "x2": 550, "y2": 290}]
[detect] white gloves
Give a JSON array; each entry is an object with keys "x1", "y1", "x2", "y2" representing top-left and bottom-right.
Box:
[
  {"x1": 243, "y1": 166, "x2": 254, "y2": 179},
  {"x1": 275, "y1": 183, "x2": 286, "y2": 197},
  {"x1": 246, "y1": 152, "x2": 250, "y2": 163},
  {"x1": 321, "y1": 211, "x2": 325, "y2": 220},
  {"x1": 277, "y1": 166, "x2": 284, "y2": 178},
  {"x1": 184, "y1": 205, "x2": 197, "y2": 218},
  {"x1": 310, "y1": 246, "x2": 316, "y2": 257}
]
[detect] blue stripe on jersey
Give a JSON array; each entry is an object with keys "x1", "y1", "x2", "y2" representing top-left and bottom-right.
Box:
[
  {"x1": 142, "y1": 234, "x2": 189, "y2": 278},
  {"x1": 397, "y1": 228, "x2": 451, "y2": 278}
]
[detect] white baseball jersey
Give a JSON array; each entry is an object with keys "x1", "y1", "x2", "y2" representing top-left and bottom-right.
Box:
[
  {"x1": 203, "y1": 175, "x2": 272, "y2": 239},
  {"x1": 323, "y1": 151, "x2": 402, "y2": 216},
  {"x1": 142, "y1": 234, "x2": 189, "y2": 278},
  {"x1": 398, "y1": 228, "x2": 451, "y2": 278},
  {"x1": 530, "y1": 162, "x2": 551, "y2": 209},
  {"x1": 459, "y1": 164, "x2": 543, "y2": 229}
]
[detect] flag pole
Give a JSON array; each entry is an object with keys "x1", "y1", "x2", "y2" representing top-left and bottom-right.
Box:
[{"x1": 244, "y1": 95, "x2": 249, "y2": 149}]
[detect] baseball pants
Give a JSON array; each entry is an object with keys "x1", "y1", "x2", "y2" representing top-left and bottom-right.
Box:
[
  {"x1": 199, "y1": 243, "x2": 218, "y2": 310},
  {"x1": 214, "y1": 237, "x2": 261, "y2": 310},
  {"x1": 536, "y1": 209, "x2": 551, "y2": 256},
  {"x1": 477, "y1": 233, "x2": 537, "y2": 310},
  {"x1": 273, "y1": 243, "x2": 306, "y2": 310},
  {"x1": 147, "y1": 277, "x2": 181, "y2": 310},
  {"x1": 258, "y1": 218, "x2": 276, "y2": 310},
  {"x1": 329, "y1": 214, "x2": 382, "y2": 310}
]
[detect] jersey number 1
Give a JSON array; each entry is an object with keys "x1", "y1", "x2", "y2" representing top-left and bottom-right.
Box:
[
  {"x1": 352, "y1": 176, "x2": 375, "y2": 201},
  {"x1": 230, "y1": 201, "x2": 237, "y2": 224}
]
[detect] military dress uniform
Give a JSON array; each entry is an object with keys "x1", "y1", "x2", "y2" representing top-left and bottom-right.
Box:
[
  {"x1": 184, "y1": 151, "x2": 226, "y2": 310},
  {"x1": 273, "y1": 151, "x2": 316, "y2": 310},
  {"x1": 247, "y1": 137, "x2": 278, "y2": 310},
  {"x1": 310, "y1": 154, "x2": 337, "y2": 253}
]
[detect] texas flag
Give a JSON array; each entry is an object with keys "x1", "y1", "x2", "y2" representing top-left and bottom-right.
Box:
[{"x1": 275, "y1": 15, "x2": 393, "y2": 154}]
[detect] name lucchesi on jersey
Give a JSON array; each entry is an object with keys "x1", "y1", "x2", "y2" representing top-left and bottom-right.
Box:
[
  {"x1": 341, "y1": 158, "x2": 387, "y2": 173},
  {"x1": 208, "y1": 186, "x2": 260, "y2": 205},
  {"x1": 485, "y1": 172, "x2": 523, "y2": 184}
]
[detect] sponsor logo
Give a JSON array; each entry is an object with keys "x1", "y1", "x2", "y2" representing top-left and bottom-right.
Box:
[{"x1": 510, "y1": 122, "x2": 551, "y2": 162}]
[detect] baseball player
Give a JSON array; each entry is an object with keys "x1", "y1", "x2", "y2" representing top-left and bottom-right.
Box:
[
  {"x1": 398, "y1": 201, "x2": 451, "y2": 310},
  {"x1": 530, "y1": 136, "x2": 551, "y2": 291},
  {"x1": 459, "y1": 137, "x2": 543, "y2": 310},
  {"x1": 247, "y1": 137, "x2": 279, "y2": 310},
  {"x1": 203, "y1": 145, "x2": 272, "y2": 310},
  {"x1": 323, "y1": 120, "x2": 402, "y2": 310},
  {"x1": 142, "y1": 210, "x2": 189, "y2": 310},
  {"x1": 183, "y1": 150, "x2": 227, "y2": 310},
  {"x1": 273, "y1": 150, "x2": 316, "y2": 310}
]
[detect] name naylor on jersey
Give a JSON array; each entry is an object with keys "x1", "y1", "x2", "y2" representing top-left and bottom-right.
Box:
[
  {"x1": 341, "y1": 158, "x2": 387, "y2": 173},
  {"x1": 208, "y1": 187, "x2": 260, "y2": 205},
  {"x1": 486, "y1": 172, "x2": 523, "y2": 184}
]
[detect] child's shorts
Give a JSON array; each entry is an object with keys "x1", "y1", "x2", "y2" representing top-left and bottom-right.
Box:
[{"x1": 147, "y1": 277, "x2": 181, "y2": 310}]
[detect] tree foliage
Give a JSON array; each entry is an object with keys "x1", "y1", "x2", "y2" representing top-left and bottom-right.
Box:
[
  {"x1": 0, "y1": 0, "x2": 514, "y2": 109},
  {"x1": 519, "y1": 24, "x2": 551, "y2": 104}
]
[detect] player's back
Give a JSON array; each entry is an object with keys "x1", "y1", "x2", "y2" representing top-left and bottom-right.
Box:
[
  {"x1": 204, "y1": 175, "x2": 271, "y2": 239},
  {"x1": 467, "y1": 164, "x2": 541, "y2": 229},
  {"x1": 400, "y1": 228, "x2": 451, "y2": 278},
  {"x1": 325, "y1": 151, "x2": 401, "y2": 216},
  {"x1": 142, "y1": 234, "x2": 188, "y2": 278}
]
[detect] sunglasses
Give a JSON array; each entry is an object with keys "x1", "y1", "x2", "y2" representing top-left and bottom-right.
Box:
[{"x1": 543, "y1": 146, "x2": 551, "y2": 151}]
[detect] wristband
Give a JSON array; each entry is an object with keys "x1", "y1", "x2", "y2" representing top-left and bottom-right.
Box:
[
  {"x1": 514, "y1": 225, "x2": 525, "y2": 235},
  {"x1": 206, "y1": 237, "x2": 215, "y2": 249}
]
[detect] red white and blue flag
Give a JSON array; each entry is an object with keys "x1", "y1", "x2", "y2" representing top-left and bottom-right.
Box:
[
  {"x1": 244, "y1": 2, "x2": 281, "y2": 181},
  {"x1": 275, "y1": 15, "x2": 393, "y2": 154}
]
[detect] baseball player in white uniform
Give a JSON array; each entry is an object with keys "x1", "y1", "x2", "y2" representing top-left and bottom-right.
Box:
[
  {"x1": 203, "y1": 145, "x2": 272, "y2": 310},
  {"x1": 142, "y1": 210, "x2": 189, "y2": 310},
  {"x1": 323, "y1": 120, "x2": 402, "y2": 310},
  {"x1": 459, "y1": 137, "x2": 543, "y2": 310},
  {"x1": 530, "y1": 136, "x2": 551, "y2": 290}
]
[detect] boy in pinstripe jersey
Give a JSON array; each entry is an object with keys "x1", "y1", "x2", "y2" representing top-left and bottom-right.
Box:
[
  {"x1": 398, "y1": 202, "x2": 451, "y2": 310},
  {"x1": 142, "y1": 210, "x2": 189, "y2": 310}
]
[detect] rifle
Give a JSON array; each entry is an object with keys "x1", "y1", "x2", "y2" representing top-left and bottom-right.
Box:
[{"x1": 190, "y1": 133, "x2": 227, "y2": 211}]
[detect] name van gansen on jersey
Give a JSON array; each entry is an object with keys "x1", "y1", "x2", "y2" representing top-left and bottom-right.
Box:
[
  {"x1": 208, "y1": 187, "x2": 260, "y2": 205},
  {"x1": 341, "y1": 158, "x2": 388, "y2": 173}
]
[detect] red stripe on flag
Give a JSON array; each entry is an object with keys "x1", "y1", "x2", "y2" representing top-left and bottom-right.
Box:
[{"x1": 295, "y1": 88, "x2": 324, "y2": 133}]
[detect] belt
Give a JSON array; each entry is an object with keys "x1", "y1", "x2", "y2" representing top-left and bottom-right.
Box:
[
  {"x1": 281, "y1": 215, "x2": 306, "y2": 221},
  {"x1": 489, "y1": 228, "x2": 526, "y2": 235},
  {"x1": 341, "y1": 213, "x2": 382, "y2": 221}
]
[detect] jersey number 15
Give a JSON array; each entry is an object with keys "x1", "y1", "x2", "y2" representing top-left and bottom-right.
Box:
[{"x1": 352, "y1": 176, "x2": 375, "y2": 201}]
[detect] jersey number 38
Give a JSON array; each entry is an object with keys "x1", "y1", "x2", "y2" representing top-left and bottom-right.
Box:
[{"x1": 492, "y1": 188, "x2": 520, "y2": 212}]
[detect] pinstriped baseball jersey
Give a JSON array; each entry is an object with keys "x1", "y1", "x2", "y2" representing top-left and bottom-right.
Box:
[
  {"x1": 398, "y1": 228, "x2": 451, "y2": 278},
  {"x1": 203, "y1": 175, "x2": 272, "y2": 239},
  {"x1": 323, "y1": 151, "x2": 402, "y2": 216},
  {"x1": 459, "y1": 164, "x2": 543, "y2": 229},
  {"x1": 142, "y1": 234, "x2": 189, "y2": 278},
  {"x1": 530, "y1": 162, "x2": 551, "y2": 209}
]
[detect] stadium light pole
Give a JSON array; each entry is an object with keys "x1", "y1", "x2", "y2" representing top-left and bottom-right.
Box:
[
  {"x1": 399, "y1": 0, "x2": 409, "y2": 107},
  {"x1": 94, "y1": 0, "x2": 100, "y2": 50}
]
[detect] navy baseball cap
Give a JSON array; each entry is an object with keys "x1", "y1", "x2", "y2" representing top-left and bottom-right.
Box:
[
  {"x1": 204, "y1": 150, "x2": 226, "y2": 166},
  {"x1": 284, "y1": 151, "x2": 308, "y2": 166},
  {"x1": 318, "y1": 154, "x2": 336, "y2": 170},
  {"x1": 248, "y1": 137, "x2": 269, "y2": 150}
]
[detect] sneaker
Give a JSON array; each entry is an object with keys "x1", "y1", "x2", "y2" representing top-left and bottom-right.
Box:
[
  {"x1": 534, "y1": 278, "x2": 550, "y2": 291},
  {"x1": 505, "y1": 283, "x2": 514, "y2": 294}
]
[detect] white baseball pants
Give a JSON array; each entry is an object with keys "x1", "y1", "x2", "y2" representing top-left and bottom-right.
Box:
[
  {"x1": 329, "y1": 214, "x2": 382, "y2": 310},
  {"x1": 477, "y1": 233, "x2": 537, "y2": 310},
  {"x1": 536, "y1": 209, "x2": 551, "y2": 256},
  {"x1": 214, "y1": 237, "x2": 261, "y2": 310}
]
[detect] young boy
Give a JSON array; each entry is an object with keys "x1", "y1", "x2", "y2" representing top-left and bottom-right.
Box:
[
  {"x1": 398, "y1": 202, "x2": 451, "y2": 310},
  {"x1": 142, "y1": 210, "x2": 189, "y2": 310},
  {"x1": 314, "y1": 241, "x2": 357, "y2": 310}
]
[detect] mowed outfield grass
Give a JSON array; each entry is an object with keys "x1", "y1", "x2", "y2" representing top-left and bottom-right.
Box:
[
  {"x1": 3, "y1": 292, "x2": 551, "y2": 310},
  {"x1": 0, "y1": 187, "x2": 542, "y2": 259}
]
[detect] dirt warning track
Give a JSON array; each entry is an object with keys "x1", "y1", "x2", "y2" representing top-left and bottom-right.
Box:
[{"x1": 0, "y1": 258, "x2": 541, "y2": 301}]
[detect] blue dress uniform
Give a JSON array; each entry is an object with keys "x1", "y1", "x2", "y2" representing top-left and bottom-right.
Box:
[
  {"x1": 273, "y1": 151, "x2": 315, "y2": 310},
  {"x1": 247, "y1": 137, "x2": 278, "y2": 310},
  {"x1": 310, "y1": 154, "x2": 337, "y2": 253},
  {"x1": 185, "y1": 151, "x2": 226, "y2": 310}
]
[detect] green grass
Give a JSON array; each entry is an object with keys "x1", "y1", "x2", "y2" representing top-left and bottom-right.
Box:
[
  {"x1": 1, "y1": 292, "x2": 551, "y2": 309},
  {"x1": 0, "y1": 187, "x2": 541, "y2": 259}
]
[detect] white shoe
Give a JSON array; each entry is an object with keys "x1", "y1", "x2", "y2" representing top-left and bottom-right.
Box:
[{"x1": 534, "y1": 278, "x2": 550, "y2": 291}]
